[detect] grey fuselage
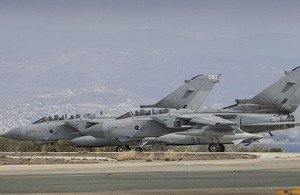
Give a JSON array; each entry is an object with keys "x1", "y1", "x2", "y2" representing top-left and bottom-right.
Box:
[{"x1": 82, "y1": 109, "x2": 294, "y2": 139}]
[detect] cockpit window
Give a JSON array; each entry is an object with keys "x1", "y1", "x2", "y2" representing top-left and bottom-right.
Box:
[
  {"x1": 32, "y1": 117, "x2": 47, "y2": 124},
  {"x1": 48, "y1": 116, "x2": 54, "y2": 121},
  {"x1": 116, "y1": 112, "x2": 133, "y2": 120}
]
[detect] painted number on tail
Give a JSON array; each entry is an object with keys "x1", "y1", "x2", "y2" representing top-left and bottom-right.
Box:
[{"x1": 208, "y1": 74, "x2": 218, "y2": 80}]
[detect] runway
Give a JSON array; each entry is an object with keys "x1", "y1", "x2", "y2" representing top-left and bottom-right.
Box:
[{"x1": 0, "y1": 153, "x2": 300, "y2": 194}]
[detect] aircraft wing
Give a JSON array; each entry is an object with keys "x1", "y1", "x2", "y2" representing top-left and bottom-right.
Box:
[
  {"x1": 47, "y1": 120, "x2": 100, "y2": 141},
  {"x1": 178, "y1": 114, "x2": 237, "y2": 127},
  {"x1": 188, "y1": 115, "x2": 236, "y2": 126},
  {"x1": 64, "y1": 120, "x2": 99, "y2": 132},
  {"x1": 151, "y1": 114, "x2": 238, "y2": 133},
  {"x1": 47, "y1": 123, "x2": 86, "y2": 141}
]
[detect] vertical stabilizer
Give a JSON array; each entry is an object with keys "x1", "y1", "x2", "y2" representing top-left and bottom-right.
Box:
[
  {"x1": 227, "y1": 67, "x2": 300, "y2": 114},
  {"x1": 140, "y1": 74, "x2": 221, "y2": 110},
  {"x1": 251, "y1": 67, "x2": 300, "y2": 113}
]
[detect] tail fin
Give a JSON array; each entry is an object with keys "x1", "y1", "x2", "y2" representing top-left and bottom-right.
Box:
[
  {"x1": 140, "y1": 74, "x2": 221, "y2": 110},
  {"x1": 226, "y1": 67, "x2": 300, "y2": 114}
]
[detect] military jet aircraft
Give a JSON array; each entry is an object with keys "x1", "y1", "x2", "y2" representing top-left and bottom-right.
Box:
[
  {"x1": 80, "y1": 67, "x2": 300, "y2": 152},
  {"x1": 1, "y1": 74, "x2": 220, "y2": 152}
]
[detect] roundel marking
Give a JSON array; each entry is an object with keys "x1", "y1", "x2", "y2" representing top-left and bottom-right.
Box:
[
  {"x1": 134, "y1": 125, "x2": 140, "y2": 130},
  {"x1": 49, "y1": 129, "x2": 54, "y2": 134}
]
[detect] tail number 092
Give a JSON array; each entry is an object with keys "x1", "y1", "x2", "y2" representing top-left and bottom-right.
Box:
[{"x1": 208, "y1": 74, "x2": 219, "y2": 80}]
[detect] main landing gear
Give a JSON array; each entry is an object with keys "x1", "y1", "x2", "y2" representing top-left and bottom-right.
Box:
[
  {"x1": 115, "y1": 145, "x2": 143, "y2": 152},
  {"x1": 49, "y1": 143, "x2": 57, "y2": 152},
  {"x1": 208, "y1": 143, "x2": 225, "y2": 152}
]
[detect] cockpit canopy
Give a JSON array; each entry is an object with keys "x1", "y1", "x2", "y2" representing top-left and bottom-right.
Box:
[
  {"x1": 116, "y1": 112, "x2": 134, "y2": 120},
  {"x1": 32, "y1": 114, "x2": 82, "y2": 124},
  {"x1": 32, "y1": 117, "x2": 47, "y2": 124},
  {"x1": 116, "y1": 108, "x2": 170, "y2": 120},
  {"x1": 135, "y1": 108, "x2": 169, "y2": 116}
]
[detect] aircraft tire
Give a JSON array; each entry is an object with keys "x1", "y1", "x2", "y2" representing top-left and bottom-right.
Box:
[
  {"x1": 135, "y1": 147, "x2": 142, "y2": 152},
  {"x1": 208, "y1": 143, "x2": 219, "y2": 152},
  {"x1": 116, "y1": 145, "x2": 126, "y2": 152},
  {"x1": 125, "y1": 145, "x2": 131, "y2": 151},
  {"x1": 218, "y1": 144, "x2": 225, "y2": 152},
  {"x1": 49, "y1": 149, "x2": 57, "y2": 152}
]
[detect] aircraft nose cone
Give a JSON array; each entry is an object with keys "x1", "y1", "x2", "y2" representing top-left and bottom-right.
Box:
[{"x1": 1, "y1": 127, "x2": 22, "y2": 140}]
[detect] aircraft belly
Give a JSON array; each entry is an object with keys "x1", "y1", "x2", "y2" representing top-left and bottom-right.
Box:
[
  {"x1": 86, "y1": 138, "x2": 122, "y2": 147},
  {"x1": 71, "y1": 136, "x2": 138, "y2": 147}
]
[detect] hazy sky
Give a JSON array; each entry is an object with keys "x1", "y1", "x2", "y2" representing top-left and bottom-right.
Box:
[{"x1": 1, "y1": 0, "x2": 300, "y2": 40}]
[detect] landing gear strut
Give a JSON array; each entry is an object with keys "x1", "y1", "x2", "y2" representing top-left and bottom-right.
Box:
[
  {"x1": 125, "y1": 145, "x2": 131, "y2": 151},
  {"x1": 208, "y1": 144, "x2": 225, "y2": 152}
]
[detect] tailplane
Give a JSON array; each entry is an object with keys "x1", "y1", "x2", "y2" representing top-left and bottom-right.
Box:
[{"x1": 140, "y1": 74, "x2": 221, "y2": 110}]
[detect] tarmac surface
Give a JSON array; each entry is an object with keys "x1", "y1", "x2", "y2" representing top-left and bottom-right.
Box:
[{"x1": 0, "y1": 152, "x2": 300, "y2": 194}]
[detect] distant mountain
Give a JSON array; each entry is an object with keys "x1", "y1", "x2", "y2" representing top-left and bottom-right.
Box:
[{"x1": 2, "y1": 25, "x2": 300, "y2": 105}]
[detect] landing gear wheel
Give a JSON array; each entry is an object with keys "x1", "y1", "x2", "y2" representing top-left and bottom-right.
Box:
[
  {"x1": 125, "y1": 145, "x2": 131, "y2": 151},
  {"x1": 116, "y1": 145, "x2": 126, "y2": 152},
  {"x1": 135, "y1": 147, "x2": 142, "y2": 152},
  {"x1": 218, "y1": 144, "x2": 225, "y2": 152},
  {"x1": 49, "y1": 149, "x2": 57, "y2": 152},
  {"x1": 208, "y1": 144, "x2": 219, "y2": 152}
]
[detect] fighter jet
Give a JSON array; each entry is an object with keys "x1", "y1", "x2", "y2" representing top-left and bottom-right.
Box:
[
  {"x1": 80, "y1": 67, "x2": 300, "y2": 152},
  {"x1": 1, "y1": 74, "x2": 220, "y2": 152}
]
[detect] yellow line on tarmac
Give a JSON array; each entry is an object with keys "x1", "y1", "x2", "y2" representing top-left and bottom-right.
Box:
[
  {"x1": 292, "y1": 189, "x2": 300, "y2": 195},
  {"x1": 277, "y1": 187, "x2": 300, "y2": 195}
]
